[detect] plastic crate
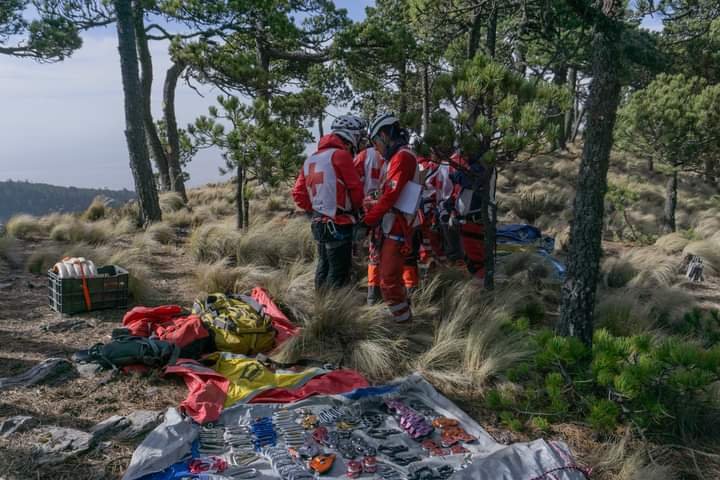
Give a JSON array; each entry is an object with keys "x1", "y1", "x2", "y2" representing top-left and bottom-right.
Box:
[{"x1": 48, "y1": 265, "x2": 129, "y2": 315}]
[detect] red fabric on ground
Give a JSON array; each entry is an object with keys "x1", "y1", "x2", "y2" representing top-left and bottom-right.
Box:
[
  {"x1": 251, "y1": 287, "x2": 299, "y2": 347},
  {"x1": 250, "y1": 369, "x2": 369, "y2": 404},
  {"x1": 165, "y1": 360, "x2": 231, "y2": 424},
  {"x1": 122, "y1": 305, "x2": 209, "y2": 348}
]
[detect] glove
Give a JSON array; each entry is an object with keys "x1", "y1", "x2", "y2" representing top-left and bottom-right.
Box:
[{"x1": 448, "y1": 214, "x2": 458, "y2": 229}]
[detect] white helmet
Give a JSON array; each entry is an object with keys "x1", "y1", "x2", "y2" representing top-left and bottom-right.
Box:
[
  {"x1": 409, "y1": 132, "x2": 422, "y2": 149},
  {"x1": 368, "y1": 112, "x2": 400, "y2": 140},
  {"x1": 331, "y1": 114, "x2": 365, "y2": 150}
]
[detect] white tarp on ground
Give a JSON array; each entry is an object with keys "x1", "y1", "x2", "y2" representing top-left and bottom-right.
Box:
[{"x1": 124, "y1": 374, "x2": 588, "y2": 480}]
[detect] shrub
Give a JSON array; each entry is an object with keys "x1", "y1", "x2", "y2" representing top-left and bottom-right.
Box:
[
  {"x1": 602, "y1": 257, "x2": 637, "y2": 288},
  {"x1": 83, "y1": 196, "x2": 109, "y2": 221},
  {"x1": 189, "y1": 222, "x2": 242, "y2": 263},
  {"x1": 0, "y1": 236, "x2": 18, "y2": 266},
  {"x1": 6, "y1": 214, "x2": 45, "y2": 239},
  {"x1": 113, "y1": 216, "x2": 140, "y2": 235},
  {"x1": 486, "y1": 328, "x2": 720, "y2": 441}
]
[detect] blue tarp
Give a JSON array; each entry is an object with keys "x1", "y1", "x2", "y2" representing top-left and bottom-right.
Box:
[{"x1": 496, "y1": 224, "x2": 565, "y2": 279}]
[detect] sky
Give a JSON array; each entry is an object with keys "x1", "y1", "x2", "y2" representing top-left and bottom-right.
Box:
[
  {"x1": 0, "y1": 2, "x2": 661, "y2": 191},
  {"x1": 0, "y1": 1, "x2": 373, "y2": 190}
]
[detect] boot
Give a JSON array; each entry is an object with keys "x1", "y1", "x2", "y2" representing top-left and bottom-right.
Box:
[{"x1": 367, "y1": 286, "x2": 383, "y2": 305}]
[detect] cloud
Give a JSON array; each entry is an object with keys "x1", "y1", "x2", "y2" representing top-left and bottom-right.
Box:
[{"x1": 0, "y1": 30, "x2": 226, "y2": 190}]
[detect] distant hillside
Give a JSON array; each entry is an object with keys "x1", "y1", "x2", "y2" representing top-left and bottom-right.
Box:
[{"x1": 0, "y1": 180, "x2": 135, "y2": 222}]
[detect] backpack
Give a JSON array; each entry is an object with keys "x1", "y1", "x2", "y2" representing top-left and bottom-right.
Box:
[
  {"x1": 74, "y1": 335, "x2": 179, "y2": 370},
  {"x1": 192, "y1": 293, "x2": 276, "y2": 355}
]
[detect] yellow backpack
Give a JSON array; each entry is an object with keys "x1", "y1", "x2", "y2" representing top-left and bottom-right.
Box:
[{"x1": 192, "y1": 293, "x2": 275, "y2": 354}]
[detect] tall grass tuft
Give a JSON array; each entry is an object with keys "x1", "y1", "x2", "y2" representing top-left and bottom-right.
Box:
[
  {"x1": 272, "y1": 287, "x2": 407, "y2": 380},
  {"x1": 83, "y1": 196, "x2": 109, "y2": 221},
  {"x1": 236, "y1": 216, "x2": 314, "y2": 268},
  {"x1": 159, "y1": 192, "x2": 186, "y2": 213},
  {"x1": 189, "y1": 222, "x2": 242, "y2": 263},
  {"x1": 147, "y1": 222, "x2": 175, "y2": 245},
  {"x1": 49, "y1": 219, "x2": 110, "y2": 245},
  {"x1": 6, "y1": 214, "x2": 45, "y2": 239},
  {"x1": 415, "y1": 282, "x2": 531, "y2": 396}
]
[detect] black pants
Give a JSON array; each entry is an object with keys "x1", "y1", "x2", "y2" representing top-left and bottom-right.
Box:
[{"x1": 312, "y1": 222, "x2": 353, "y2": 290}]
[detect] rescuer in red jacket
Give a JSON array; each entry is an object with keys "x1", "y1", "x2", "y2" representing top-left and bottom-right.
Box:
[
  {"x1": 292, "y1": 115, "x2": 365, "y2": 289},
  {"x1": 353, "y1": 145, "x2": 386, "y2": 304},
  {"x1": 362, "y1": 114, "x2": 421, "y2": 322}
]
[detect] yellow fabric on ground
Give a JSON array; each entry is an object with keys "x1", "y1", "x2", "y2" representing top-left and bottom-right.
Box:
[{"x1": 206, "y1": 352, "x2": 325, "y2": 407}]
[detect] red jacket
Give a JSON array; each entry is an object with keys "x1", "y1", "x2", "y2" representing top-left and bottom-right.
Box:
[
  {"x1": 292, "y1": 134, "x2": 364, "y2": 225},
  {"x1": 364, "y1": 147, "x2": 419, "y2": 236}
]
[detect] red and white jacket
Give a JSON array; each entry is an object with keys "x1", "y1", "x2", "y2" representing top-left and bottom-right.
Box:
[
  {"x1": 292, "y1": 134, "x2": 364, "y2": 225},
  {"x1": 353, "y1": 147, "x2": 386, "y2": 196},
  {"x1": 423, "y1": 161, "x2": 455, "y2": 213},
  {"x1": 364, "y1": 146, "x2": 421, "y2": 238}
]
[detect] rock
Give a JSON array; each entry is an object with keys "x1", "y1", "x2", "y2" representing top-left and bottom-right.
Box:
[
  {"x1": 0, "y1": 358, "x2": 75, "y2": 391},
  {"x1": 32, "y1": 426, "x2": 92, "y2": 465},
  {"x1": 42, "y1": 319, "x2": 93, "y2": 333},
  {"x1": 90, "y1": 415, "x2": 130, "y2": 442},
  {"x1": 91, "y1": 410, "x2": 162, "y2": 442},
  {"x1": 117, "y1": 410, "x2": 163, "y2": 440},
  {"x1": 0, "y1": 415, "x2": 38, "y2": 438}
]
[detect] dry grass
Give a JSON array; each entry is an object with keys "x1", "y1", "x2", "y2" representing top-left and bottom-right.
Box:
[
  {"x1": 107, "y1": 237, "x2": 161, "y2": 303},
  {"x1": 235, "y1": 216, "x2": 314, "y2": 268},
  {"x1": 595, "y1": 291, "x2": 655, "y2": 336},
  {"x1": 615, "y1": 247, "x2": 679, "y2": 288},
  {"x1": 25, "y1": 243, "x2": 111, "y2": 274},
  {"x1": 655, "y1": 232, "x2": 691, "y2": 254},
  {"x1": 189, "y1": 221, "x2": 242, "y2": 263},
  {"x1": 590, "y1": 434, "x2": 676, "y2": 480},
  {"x1": 164, "y1": 209, "x2": 193, "y2": 229},
  {"x1": 193, "y1": 258, "x2": 253, "y2": 294},
  {"x1": 272, "y1": 287, "x2": 407, "y2": 380},
  {"x1": 113, "y1": 216, "x2": 140, "y2": 236},
  {"x1": 146, "y1": 222, "x2": 175, "y2": 245},
  {"x1": 83, "y1": 196, "x2": 109, "y2": 221},
  {"x1": 0, "y1": 236, "x2": 19, "y2": 267},
  {"x1": 602, "y1": 257, "x2": 638, "y2": 288},
  {"x1": 415, "y1": 282, "x2": 531, "y2": 396},
  {"x1": 49, "y1": 219, "x2": 110, "y2": 245},
  {"x1": 159, "y1": 192, "x2": 186, "y2": 213},
  {"x1": 6, "y1": 214, "x2": 46, "y2": 239}
]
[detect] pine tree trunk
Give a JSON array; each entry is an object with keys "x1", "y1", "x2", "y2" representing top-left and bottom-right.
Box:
[
  {"x1": 134, "y1": 1, "x2": 170, "y2": 191},
  {"x1": 243, "y1": 176, "x2": 250, "y2": 228},
  {"x1": 236, "y1": 164, "x2": 245, "y2": 230},
  {"x1": 482, "y1": 167, "x2": 497, "y2": 290},
  {"x1": 647, "y1": 156, "x2": 654, "y2": 172},
  {"x1": 163, "y1": 59, "x2": 188, "y2": 202},
  {"x1": 115, "y1": 0, "x2": 161, "y2": 225},
  {"x1": 552, "y1": 64, "x2": 568, "y2": 151},
  {"x1": 663, "y1": 169, "x2": 678, "y2": 233},
  {"x1": 563, "y1": 67, "x2": 577, "y2": 148},
  {"x1": 486, "y1": 6, "x2": 497, "y2": 58},
  {"x1": 318, "y1": 111, "x2": 324, "y2": 138},
  {"x1": 421, "y1": 62, "x2": 430, "y2": 137},
  {"x1": 558, "y1": 30, "x2": 622, "y2": 347},
  {"x1": 704, "y1": 157, "x2": 716, "y2": 186},
  {"x1": 467, "y1": 10, "x2": 483, "y2": 60},
  {"x1": 397, "y1": 60, "x2": 407, "y2": 120}
]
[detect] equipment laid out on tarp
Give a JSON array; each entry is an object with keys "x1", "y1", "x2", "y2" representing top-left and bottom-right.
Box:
[{"x1": 124, "y1": 376, "x2": 589, "y2": 480}]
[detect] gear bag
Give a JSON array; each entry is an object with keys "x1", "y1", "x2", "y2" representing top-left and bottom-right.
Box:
[
  {"x1": 192, "y1": 293, "x2": 276, "y2": 355},
  {"x1": 75, "y1": 335, "x2": 180, "y2": 369}
]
